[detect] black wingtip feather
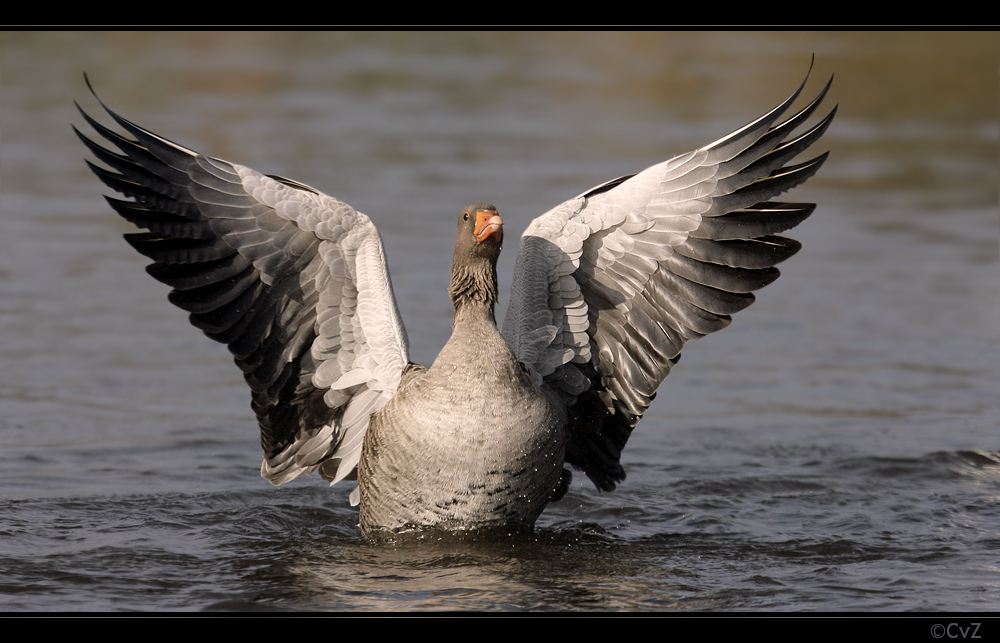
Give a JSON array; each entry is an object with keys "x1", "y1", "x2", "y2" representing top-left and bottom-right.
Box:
[
  {"x1": 123, "y1": 233, "x2": 235, "y2": 264},
  {"x1": 82, "y1": 73, "x2": 199, "y2": 169}
]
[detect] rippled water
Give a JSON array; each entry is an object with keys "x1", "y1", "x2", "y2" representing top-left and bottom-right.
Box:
[{"x1": 1, "y1": 31, "x2": 998, "y2": 612}]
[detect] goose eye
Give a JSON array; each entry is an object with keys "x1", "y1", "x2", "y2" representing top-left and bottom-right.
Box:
[{"x1": 463, "y1": 212, "x2": 469, "y2": 221}]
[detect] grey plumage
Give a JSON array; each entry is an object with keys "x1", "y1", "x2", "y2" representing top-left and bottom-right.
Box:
[{"x1": 76, "y1": 63, "x2": 835, "y2": 535}]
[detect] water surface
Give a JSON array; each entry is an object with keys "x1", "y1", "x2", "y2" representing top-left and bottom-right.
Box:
[{"x1": 1, "y1": 31, "x2": 997, "y2": 612}]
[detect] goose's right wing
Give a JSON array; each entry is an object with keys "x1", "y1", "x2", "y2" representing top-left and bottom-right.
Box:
[{"x1": 74, "y1": 80, "x2": 410, "y2": 489}]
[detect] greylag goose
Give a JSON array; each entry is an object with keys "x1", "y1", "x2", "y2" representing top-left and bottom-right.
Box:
[{"x1": 75, "y1": 66, "x2": 835, "y2": 536}]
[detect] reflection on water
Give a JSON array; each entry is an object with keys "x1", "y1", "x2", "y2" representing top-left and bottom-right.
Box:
[
  {"x1": 3, "y1": 444, "x2": 997, "y2": 611},
  {"x1": 0, "y1": 31, "x2": 997, "y2": 612}
]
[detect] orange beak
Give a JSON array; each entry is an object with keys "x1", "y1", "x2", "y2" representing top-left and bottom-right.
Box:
[{"x1": 473, "y1": 210, "x2": 503, "y2": 243}]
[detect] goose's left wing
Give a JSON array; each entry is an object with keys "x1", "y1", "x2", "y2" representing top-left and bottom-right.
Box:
[{"x1": 502, "y1": 67, "x2": 836, "y2": 491}]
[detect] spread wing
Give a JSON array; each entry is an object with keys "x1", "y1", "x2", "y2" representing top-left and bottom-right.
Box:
[
  {"x1": 502, "y1": 65, "x2": 836, "y2": 491},
  {"x1": 75, "y1": 78, "x2": 410, "y2": 488}
]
